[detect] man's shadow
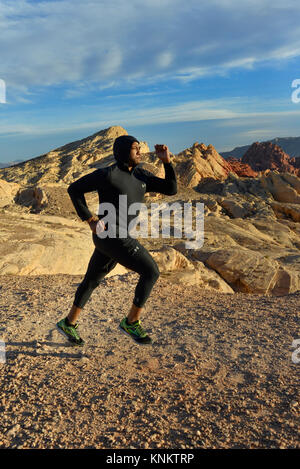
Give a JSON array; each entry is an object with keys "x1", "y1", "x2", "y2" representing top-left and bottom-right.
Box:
[{"x1": 5, "y1": 336, "x2": 87, "y2": 361}]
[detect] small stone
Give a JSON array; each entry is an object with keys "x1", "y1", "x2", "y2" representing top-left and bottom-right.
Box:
[
  {"x1": 7, "y1": 424, "x2": 21, "y2": 437},
  {"x1": 81, "y1": 357, "x2": 90, "y2": 363}
]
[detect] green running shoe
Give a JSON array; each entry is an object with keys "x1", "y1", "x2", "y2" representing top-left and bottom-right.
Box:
[
  {"x1": 119, "y1": 317, "x2": 152, "y2": 344},
  {"x1": 56, "y1": 318, "x2": 85, "y2": 346}
]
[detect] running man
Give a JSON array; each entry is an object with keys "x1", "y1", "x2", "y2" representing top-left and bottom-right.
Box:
[{"x1": 56, "y1": 135, "x2": 177, "y2": 345}]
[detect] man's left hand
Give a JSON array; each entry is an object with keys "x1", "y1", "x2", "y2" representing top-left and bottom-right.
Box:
[{"x1": 154, "y1": 144, "x2": 171, "y2": 164}]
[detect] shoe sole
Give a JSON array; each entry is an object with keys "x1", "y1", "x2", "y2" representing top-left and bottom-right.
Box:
[
  {"x1": 119, "y1": 325, "x2": 152, "y2": 345},
  {"x1": 56, "y1": 324, "x2": 85, "y2": 347}
]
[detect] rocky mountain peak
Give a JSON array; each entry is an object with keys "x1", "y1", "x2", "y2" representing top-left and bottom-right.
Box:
[
  {"x1": 0, "y1": 126, "x2": 149, "y2": 185},
  {"x1": 172, "y1": 142, "x2": 236, "y2": 188}
]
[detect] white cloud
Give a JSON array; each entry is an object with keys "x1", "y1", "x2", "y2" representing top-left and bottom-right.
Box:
[
  {"x1": 239, "y1": 129, "x2": 280, "y2": 138},
  {"x1": 1, "y1": 0, "x2": 300, "y2": 93},
  {"x1": 1, "y1": 97, "x2": 300, "y2": 137},
  {"x1": 156, "y1": 51, "x2": 174, "y2": 68},
  {"x1": 99, "y1": 46, "x2": 123, "y2": 78}
]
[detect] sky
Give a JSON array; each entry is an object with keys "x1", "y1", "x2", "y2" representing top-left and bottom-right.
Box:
[{"x1": 1, "y1": 0, "x2": 300, "y2": 163}]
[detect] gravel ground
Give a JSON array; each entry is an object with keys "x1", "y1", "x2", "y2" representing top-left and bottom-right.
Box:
[{"x1": 0, "y1": 273, "x2": 299, "y2": 449}]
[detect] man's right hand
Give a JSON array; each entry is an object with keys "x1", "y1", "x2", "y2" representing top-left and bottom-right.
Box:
[
  {"x1": 95, "y1": 220, "x2": 106, "y2": 234},
  {"x1": 86, "y1": 216, "x2": 105, "y2": 234},
  {"x1": 88, "y1": 219, "x2": 99, "y2": 234}
]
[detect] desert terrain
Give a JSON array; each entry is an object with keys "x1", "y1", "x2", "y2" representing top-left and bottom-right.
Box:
[
  {"x1": 0, "y1": 273, "x2": 299, "y2": 449},
  {"x1": 0, "y1": 126, "x2": 299, "y2": 449}
]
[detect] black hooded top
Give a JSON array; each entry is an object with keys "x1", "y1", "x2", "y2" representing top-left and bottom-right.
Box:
[{"x1": 67, "y1": 135, "x2": 177, "y2": 233}]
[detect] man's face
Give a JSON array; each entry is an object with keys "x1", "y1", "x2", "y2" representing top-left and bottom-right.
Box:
[{"x1": 128, "y1": 142, "x2": 141, "y2": 168}]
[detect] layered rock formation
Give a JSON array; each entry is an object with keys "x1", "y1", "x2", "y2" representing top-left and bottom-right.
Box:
[
  {"x1": 0, "y1": 179, "x2": 20, "y2": 207},
  {"x1": 0, "y1": 126, "x2": 150, "y2": 185},
  {"x1": 293, "y1": 156, "x2": 300, "y2": 169},
  {"x1": 0, "y1": 211, "x2": 127, "y2": 277},
  {"x1": 226, "y1": 157, "x2": 258, "y2": 177},
  {"x1": 242, "y1": 141, "x2": 300, "y2": 176},
  {"x1": 173, "y1": 142, "x2": 235, "y2": 188},
  {"x1": 0, "y1": 127, "x2": 299, "y2": 296}
]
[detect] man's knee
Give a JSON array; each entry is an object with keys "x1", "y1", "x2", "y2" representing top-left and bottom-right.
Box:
[
  {"x1": 82, "y1": 278, "x2": 101, "y2": 291},
  {"x1": 147, "y1": 261, "x2": 160, "y2": 283}
]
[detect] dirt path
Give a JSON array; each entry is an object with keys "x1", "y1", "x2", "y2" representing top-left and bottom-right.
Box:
[{"x1": 0, "y1": 273, "x2": 299, "y2": 449}]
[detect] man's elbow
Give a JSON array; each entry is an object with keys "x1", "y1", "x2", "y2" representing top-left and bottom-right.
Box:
[
  {"x1": 67, "y1": 182, "x2": 75, "y2": 196},
  {"x1": 168, "y1": 183, "x2": 177, "y2": 195}
]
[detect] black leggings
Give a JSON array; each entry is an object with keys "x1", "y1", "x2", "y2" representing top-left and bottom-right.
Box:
[{"x1": 74, "y1": 233, "x2": 160, "y2": 309}]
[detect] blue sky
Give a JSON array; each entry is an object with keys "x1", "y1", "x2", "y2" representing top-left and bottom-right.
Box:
[{"x1": 1, "y1": 0, "x2": 300, "y2": 163}]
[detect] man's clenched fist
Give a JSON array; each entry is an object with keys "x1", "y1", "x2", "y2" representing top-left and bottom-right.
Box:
[{"x1": 154, "y1": 144, "x2": 171, "y2": 164}]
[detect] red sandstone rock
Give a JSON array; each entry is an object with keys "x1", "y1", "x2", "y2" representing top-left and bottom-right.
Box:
[
  {"x1": 242, "y1": 142, "x2": 300, "y2": 176},
  {"x1": 227, "y1": 157, "x2": 258, "y2": 177}
]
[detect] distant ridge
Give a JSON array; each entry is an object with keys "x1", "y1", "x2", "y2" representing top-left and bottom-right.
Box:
[
  {"x1": 1, "y1": 128, "x2": 300, "y2": 186},
  {"x1": 220, "y1": 136, "x2": 300, "y2": 159},
  {"x1": 0, "y1": 159, "x2": 24, "y2": 168}
]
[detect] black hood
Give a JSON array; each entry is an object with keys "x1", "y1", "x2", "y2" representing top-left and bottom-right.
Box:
[{"x1": 113, "y1": 135, "x2": 139, "y2": 171}]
